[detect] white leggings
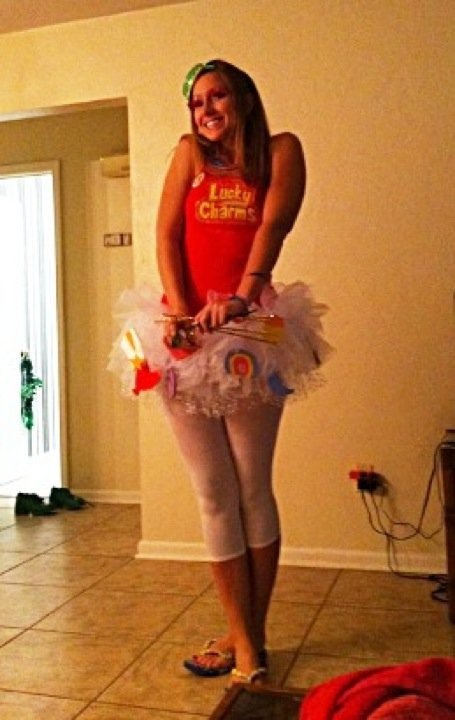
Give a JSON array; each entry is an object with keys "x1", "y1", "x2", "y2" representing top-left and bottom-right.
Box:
[{"x1": 164, "y1": 401, "x2": 283, "y2": 561}]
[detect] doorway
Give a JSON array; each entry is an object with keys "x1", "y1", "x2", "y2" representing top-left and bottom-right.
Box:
[
  {"x1": 0, "y1": 103, "x2": 137, "y2": 505},
  {"x1": 0, "y1": 162, "x2": 65, "y2": 501}
]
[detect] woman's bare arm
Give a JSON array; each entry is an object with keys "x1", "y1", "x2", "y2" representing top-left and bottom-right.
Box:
[
  {"x1": 236, "y1": 132, "x2": 306, "y2": 301},
  {"x1": 156, "y1": 136, "x2": 194, "y2": 315}
]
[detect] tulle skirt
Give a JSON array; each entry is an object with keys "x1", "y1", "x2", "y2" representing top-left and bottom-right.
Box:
[{"x1": 107, "y1": 281, "x2": 334, "y2": 416}]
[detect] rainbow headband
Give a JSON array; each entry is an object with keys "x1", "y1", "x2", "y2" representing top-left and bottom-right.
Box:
[{"x1": 182, "y1": 61, "x2": 216, "y2": 101}]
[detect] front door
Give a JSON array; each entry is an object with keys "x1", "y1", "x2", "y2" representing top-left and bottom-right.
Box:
[{"x1": 0, "y1": 162, "x2": 65, "y2": 499}]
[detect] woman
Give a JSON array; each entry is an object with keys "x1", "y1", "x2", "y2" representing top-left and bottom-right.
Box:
[
  {"x1": 156, "y1": 59, "x2": 314, "y2": 685},
  {"x1": 110, "y1": 59, "x2": 331, "y2": 684}
]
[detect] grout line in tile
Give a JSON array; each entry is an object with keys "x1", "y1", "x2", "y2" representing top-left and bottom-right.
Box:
[
  {"x1": 319, "y1": 567, "x2": 344, "y2": 609},
  {"x1": 0, "y1": 555, "x2": 133, "y2": 590},
  {"x1": 105, "y1": 696, "x2": 210, "y2": 716},
  {"x1": 322, "y1": 601, "x2": 448, "y2": 614},
  {"x1": 280, "y1": 568, "x2": 343, "y2": 686},
  {"x1": 85, "y1": 560, "x2": 213, "y2": 599},
  {"x1": 73, "y1": 698, "x2": 209, "y2": 719},
  {"x1": 0, "y1": 556, "x2": 41, "y2": 576},
  {"x1": 0, "y1": 626, "x2": 29, "y2": 650},
  {"x1": 68, "y1": 699, "x2": 93, "y2": 720},
  {"x1": 0, "y1": 686, "x2": 83, "y2": 702},
  {"x1": 0, "y1": 510, "x2": 128, "y2": 560},
  {"x1": 145, "y1": 579, "x2": 215, "y2": 645},
  {"x1": 78, "y1": 582, "x2": 218, "y2": 711},
  {"x1": 22, "y1": 562, "x2": 137, "y2": 631},
  {"x1": 84, "y1": 636, "x2": 163, "y2": 706}
]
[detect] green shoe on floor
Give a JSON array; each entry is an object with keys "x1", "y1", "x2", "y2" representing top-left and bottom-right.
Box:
[
  {"x1": 14, "y1": 493, "x2": 56, "y2": 516},
  {"x1": 49, "y1": 487, "x2": 88, "y2": 510}
]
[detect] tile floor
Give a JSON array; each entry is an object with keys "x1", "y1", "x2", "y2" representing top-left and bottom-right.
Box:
[{"x1": 0, "y1": 502, "x2": 452, "y2": 719}]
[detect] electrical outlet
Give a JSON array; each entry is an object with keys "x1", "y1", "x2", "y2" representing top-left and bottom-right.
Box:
[
  {"x1": 349, "y1": 465, "x2": 386, "y2": 494},
  {"x1": 356, "y1": 473, "x2": 382, "y2": 493}
]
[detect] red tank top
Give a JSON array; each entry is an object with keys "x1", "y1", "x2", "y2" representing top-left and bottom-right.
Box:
[{"x1": 183, "y1": 170, "x2": 263, "y2": 313}]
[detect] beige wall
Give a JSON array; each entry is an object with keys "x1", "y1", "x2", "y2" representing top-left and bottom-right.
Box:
[
  {"x1": 0, "y1": 0, "x2": 453, "y2": 570},
  {"x1": 0, "y1": 108, "x2": 139, "y2": 495}
]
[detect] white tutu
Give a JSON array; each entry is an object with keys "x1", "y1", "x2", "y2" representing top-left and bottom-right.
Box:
[{"x1": 108, "y1": 281, "x2": 334, "y2": 416}]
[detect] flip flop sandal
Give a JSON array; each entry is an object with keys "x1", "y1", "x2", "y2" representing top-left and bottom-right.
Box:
[
  {"x1": 183, "y1": 639, "x2": 235, "y2": 678},
  {"x1": 231, "y1": 666, "x2": 268, "y2": 685}
]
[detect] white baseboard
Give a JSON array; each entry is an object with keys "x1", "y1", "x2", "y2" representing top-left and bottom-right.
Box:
[
  {"x1": 71, "y1": 489, "x2": 141, "y2": 505},
  {"x1": 279, "y1": 546, "x2": 447, "y2": 573},
  {"x1": 136, "y1": 540, "x2": 447, "y2": 574}
]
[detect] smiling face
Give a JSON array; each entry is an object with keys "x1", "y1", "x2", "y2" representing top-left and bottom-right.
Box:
[{"x1": 189, "y1": 71, "x2": 236, "y2": 148}]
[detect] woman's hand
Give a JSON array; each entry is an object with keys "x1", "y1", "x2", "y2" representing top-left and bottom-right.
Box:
[
  {"x1": 163, "y1": 314, "x2": 198, "y2": 350},
  {"x1": 163, "y1": 314, "x2": 180, "y2": 347},
  {"x1": 195, "y1": 296, "x2": 249, "y2": 332}
]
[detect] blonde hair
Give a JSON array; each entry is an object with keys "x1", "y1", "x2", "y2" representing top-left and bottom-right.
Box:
[{"x1": 188, "y1": 59, "x2": 271, "y2": 186}]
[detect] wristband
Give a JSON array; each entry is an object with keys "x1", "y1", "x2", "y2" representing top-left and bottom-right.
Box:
[
  {"x1": 247, "y1": 271, "x2": 271, "y2": 280},
  {"x1": 229, "y1": 294, "x2": 250, "y2": 316}
]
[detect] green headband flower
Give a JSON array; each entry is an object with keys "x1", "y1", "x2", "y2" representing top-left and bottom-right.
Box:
[{"x1": 182, "y1": 61, "x2": 216, "y2": 101}]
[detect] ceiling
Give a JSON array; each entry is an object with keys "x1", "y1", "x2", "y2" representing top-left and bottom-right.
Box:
[{"x1": 0, "y1": 0, "x2": 192, "y2": 35}]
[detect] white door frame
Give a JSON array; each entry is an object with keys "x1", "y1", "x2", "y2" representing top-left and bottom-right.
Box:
[{"x1": 0, "y1": 160, "x2": 68, "y2": 488}]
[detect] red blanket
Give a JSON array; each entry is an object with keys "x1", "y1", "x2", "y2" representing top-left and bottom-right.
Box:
[{"x1": 299, "y1": 657, "x2": 455, "y2": 720}]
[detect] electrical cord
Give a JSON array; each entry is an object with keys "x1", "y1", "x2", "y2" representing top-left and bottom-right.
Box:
[{"x1": 359, "y1": 439, "x2": 448, "y2": 603}]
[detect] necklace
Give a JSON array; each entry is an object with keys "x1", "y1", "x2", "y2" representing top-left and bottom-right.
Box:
[{"x1": 208, "y1": 151, "x2": 237, "y2": 171}]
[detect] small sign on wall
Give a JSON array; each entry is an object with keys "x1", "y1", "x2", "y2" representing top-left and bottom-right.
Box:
[{"x1": 104, "y1": 233, "x2": 132, "y2": 247}]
